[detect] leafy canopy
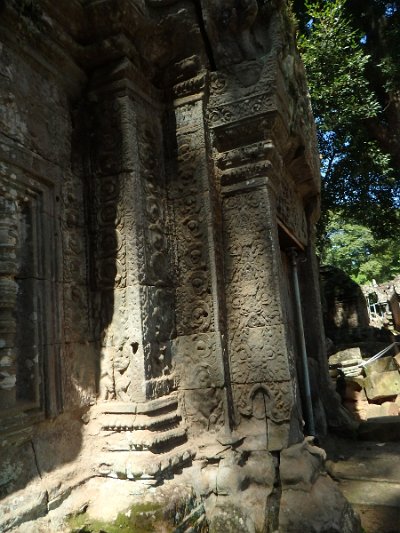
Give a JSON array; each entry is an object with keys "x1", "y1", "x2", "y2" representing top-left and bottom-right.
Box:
[
  {"x1": 296, "y1": 0, "x2": 398, "y2": 238},
  {"x1": 322, "y1": 213, "x2": 400, "y2": 284},
  {"x1": 293, "y1": 0, "x2": 400, "y2": 283}
]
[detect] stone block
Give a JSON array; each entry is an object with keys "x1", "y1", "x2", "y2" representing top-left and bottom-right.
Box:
[
  {"x1": 279, "y1": 475, "x2": 362, "y2": 533},
  {"x1": 365, "y1": 370, "x2": 400, "y2": 400},
  {"x1": 172, "y1": 333, "x2": 224, "y2": 389},
  {"x1": 364, "y1": 355, "x2": 398, "y2": 376},
  {"x1": 181, "y1": 387, "x2": 224, "y2": 432},
  {"x1": 0, "y1": 442, "x2": 39, "y2": 498},
  {"x1": 267, "y1": 419, "x2": 290, "y2": 451},
  {"x1": 280, "y1": 438, "x2": 325, "y2": 491},
  {"x1": 229, "y1": 325, "x2": 290, "y2": 384},
  {"x1": 380, "y1": 401, "x2": 399, "y2": 416},
  {"x1": 329, "y1": 347, "x2": 362, "y2": 368},
  {"x1": 0, "y1": 484, "x2": 48, "y2": 532},
  {"x1": 343, "y1": 379, "x2": 366, "y2": 401}
]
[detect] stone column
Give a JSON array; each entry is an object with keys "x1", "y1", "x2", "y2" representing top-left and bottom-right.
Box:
[
  {"x1": 89, "y1": 65, "x2": 175, "y2": 403},
  {"x1": 207, "y1": 59, "x2": 303, "y2": 451},
  {"x1": 222, "y1": 182, "x2": 298, "y2": 450},
  {"x1": 0, "y1": 195, "x2": 18, "y2": 409},
  {"x1": 168, "y1": 73, "x2": 226, "y2": 433}
]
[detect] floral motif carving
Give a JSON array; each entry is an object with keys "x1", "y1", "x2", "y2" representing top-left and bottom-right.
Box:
[
  {"x1": 207, "y1": 92, "x2": 275, "y2": 128},
  {"x1": 172, "y1": 333, "x2": 224, "y2": 389}
]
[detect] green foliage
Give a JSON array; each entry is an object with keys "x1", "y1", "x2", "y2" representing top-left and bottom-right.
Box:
[
  {"x1": 322, "y1": 212, "x2": 400, "y2": 284},
  {"x1": 298, "y1": 0, "x2": 379, "y2": 126},
  {"x1": 294, "y1": 0, "x2": 400, "y2": 242}
]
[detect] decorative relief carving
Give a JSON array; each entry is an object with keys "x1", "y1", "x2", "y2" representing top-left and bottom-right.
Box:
[
  {"x1": 220, "y1": 161, "x2": 273, "y2": 187},
  {"x1": 140, "y1": 286, "x2": 175, "y2": 378},
  {"x1": 223, "y1": 188, "x2": 272, "y2": 237},
  {"x1": 168, "y1": 131, "x2": 207, "y2": 199},
  {"x1": 232, "y1": 381, "x2": 292, "y2": 423},
  {"x1": 209, "y1": 56, "x2": 277, "y2": 104},
  {"x1": 276, "y1": 172, "x2": 308, "y2": 245},
  {"x1": 172, "y1": 73, "x2": 206, "y2": 100},
  {"x1": 172, "y1": 333, "x2": 224, "y2": 389},
  {"x1": 222, "y1": 187, "x2": 290, "y2": 387},
  {"x1": 166, "y1": 99, "x2": 218, "y2": 340},
  {"x1": 180, "y1": 387, "x2": 224, "y2": 431},
  {"x1": 212, "y1": 115, "x2": 275, "y2": 153},
  {"x1": 175, "y1": 288, "x2": 213, "y2": 336},
  {"x1": 89, "y1": 99, "x2": 127, "y2": 293},
  {"x1": 216, "y1": 141, "x2": 274, "y2": 170},
  {"x1": 174, "y1": 102, "x2": 205, "y2": 132},
  {"x1": 91, "y1": 99, "x2": 124, "y2": 178},
  {"x1": 214, "y1": 135, "x2": 283, "y2": 189},
  {"x1": 172, "y1": 190, "x2": 215, "y2": 335},
  {"x1": 97, "y1": 286, "x2": 146, "y2": 403},
  {"x1": 137, "y1": 119, "x2": 172, "y2": 287},
  {"x1": 200, "y1": 0, "x2": 259, "y2": 67},
  {"x1": 207, "y1": 91, "x2": 275, "y2": 128},
  {"x1": 223, "y1": 220, "x2": 281, "y2": 332},
  {"x1": 229, "y1": 325, "x2": 290, "y2": 384},
  {"x1": 0, "y1": 195, "x2": 18, "y2": 407}
]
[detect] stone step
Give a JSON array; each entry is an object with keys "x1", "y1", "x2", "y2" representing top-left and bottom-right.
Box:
[
  {"x1": 326, "y1": 441, "x2": 400, "y2": 483},
  {"x1": 93, "y1": 392, "x2": 179, "y2": 416},
  {"x1": 104, "y1": 426, "x2": 187, "y2": 452},
  {"x1": 99, "y1": 409, "x2": 182, "y2": 432},
  {"x1": 322, "y1": 435, "x2": 400, "y2": 533},
  {"x1": 96, "y1": 442, "x2": 195, "y2": 481},
  {"x1": 339, "y1": 479, "x2": 400, "y2": 533},
  {"x1": 358, "y1": 416, "x2": 400, "y2": 442}
]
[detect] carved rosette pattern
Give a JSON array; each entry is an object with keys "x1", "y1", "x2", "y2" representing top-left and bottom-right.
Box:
[
  {"x1": 170, "y1": 102, "x2": 216, "y2": 338},
  {"x1": 167, "y1": 94, "x2": 227, "y2": 429},
  {"x1": 137, "y1": 114, "x2": 175, "y2": 383}
]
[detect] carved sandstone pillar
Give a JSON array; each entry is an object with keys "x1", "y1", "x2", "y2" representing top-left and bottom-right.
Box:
[
  {"x1": 208, "y1": 58, "x2": 304, "y2": 451},
  {"x1": 0, "y1": 195, "x2": 18, "y2": 409},
  {"x1": 89, "y1": 64, "x2": 175, "y2": 403},
  {"x1": 167, "y1": 73, "x2": 227, "y2": 434}
]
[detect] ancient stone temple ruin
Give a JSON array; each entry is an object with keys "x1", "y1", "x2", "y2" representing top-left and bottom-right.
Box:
[{"x1": 0, "y1": 1, "x2": 360, "y2": 531}]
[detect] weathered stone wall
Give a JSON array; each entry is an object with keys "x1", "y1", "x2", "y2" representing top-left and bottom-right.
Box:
[
  {"x1": 0, "y1": 2, "x2": 97, "y2": 524},
  {"x1": 320, "y1": 265, "x2": 371, "y2": 343},
  {"x1": 0, "y1": 1, "x2": 360, "y2": 531}
]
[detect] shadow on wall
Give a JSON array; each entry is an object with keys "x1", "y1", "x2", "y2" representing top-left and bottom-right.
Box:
[{"x1": 0, "y1": 9, "x2": 115, "y2": 522}]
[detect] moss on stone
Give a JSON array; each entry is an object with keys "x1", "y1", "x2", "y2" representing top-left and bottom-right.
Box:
[{"x1": 68, "y1": 502, "x2": 174, "y2": 533}]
